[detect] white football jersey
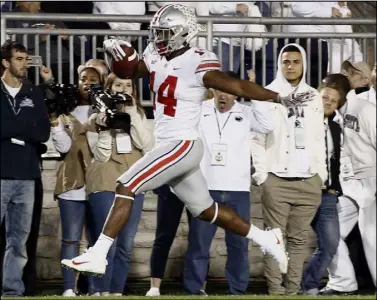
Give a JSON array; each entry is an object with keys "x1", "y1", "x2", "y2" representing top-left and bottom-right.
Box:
[{"x1": 143, "y1": 45, "x2": 221, "y2": 143}]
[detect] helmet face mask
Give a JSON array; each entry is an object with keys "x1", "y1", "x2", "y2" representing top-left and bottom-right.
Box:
[{"x1": 148, "y1": 4, "x2": 199, "y2": 56}]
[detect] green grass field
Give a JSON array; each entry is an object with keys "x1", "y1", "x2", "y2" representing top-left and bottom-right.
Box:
[{"x1": 4, "y1": 295, "x2": 376, "y2": 300}]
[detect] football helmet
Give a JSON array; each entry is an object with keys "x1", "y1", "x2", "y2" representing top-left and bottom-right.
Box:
[{"x1": 149, "y1": 4, "x2": 200, "y2": 56}]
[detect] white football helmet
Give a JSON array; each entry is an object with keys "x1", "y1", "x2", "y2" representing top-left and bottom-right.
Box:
[{"x1": 149, "y1": 4, "x2": 200, "y2": 56}]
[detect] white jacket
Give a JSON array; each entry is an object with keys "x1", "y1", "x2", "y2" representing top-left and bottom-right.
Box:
[
  {"x1": 251, "y1": 43, "x2": 327, "y2": 185},
  {"x1": 340, "y1": 92, "x2": 376, "y2": 179}
]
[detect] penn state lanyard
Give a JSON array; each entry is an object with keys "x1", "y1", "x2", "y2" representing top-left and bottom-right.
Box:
[{"x1": 214, "y1": 108, "x2": 232, "y2": 142}]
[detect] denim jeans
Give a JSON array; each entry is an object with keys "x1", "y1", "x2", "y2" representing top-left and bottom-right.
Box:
[
  {"x1": 301, "y1": 192, "x2": 340, "y2": 291},
  {"x1": 1, "y1": 179, "x2": 35, "y2": 296},
  {"x1": 58, "y1": 199, "x2": 93, "y2": 292},
  {"x1": 110, "y1": 193, "x2": 144, "y2": 293},
  {"x1": 88, "y1": 192, "x2": 144, "y2": 293},
  {"x1": 184, "y1": 190, "x2": 251, "y2": 295}
]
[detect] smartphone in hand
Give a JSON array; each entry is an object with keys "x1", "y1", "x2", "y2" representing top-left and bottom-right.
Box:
[{"x1": 27, "y1": 55, "x2": 43, "y2": 67}]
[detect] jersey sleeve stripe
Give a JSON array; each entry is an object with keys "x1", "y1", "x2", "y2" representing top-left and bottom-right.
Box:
[{"x1": 196, "y1": 62, "x2": 221, "y2": 71}]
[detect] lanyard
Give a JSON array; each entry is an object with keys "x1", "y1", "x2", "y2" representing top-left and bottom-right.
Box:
[{"x1": 214, "y1": 108, "x2": 232, "y2": 141}]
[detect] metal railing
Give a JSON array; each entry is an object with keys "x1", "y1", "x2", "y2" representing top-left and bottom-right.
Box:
[{"x1": 1, "y1": 13, "x2": 376, "y2": 105}]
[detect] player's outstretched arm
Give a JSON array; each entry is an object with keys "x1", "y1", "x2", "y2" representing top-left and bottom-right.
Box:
[{"x1": 203, "y1": 70, "x2": 279, "y2": 102}]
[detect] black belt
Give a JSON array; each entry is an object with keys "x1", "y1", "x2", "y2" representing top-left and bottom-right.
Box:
[{"x1": 278, "y1": 177, "x2": 306, "y2": 181}]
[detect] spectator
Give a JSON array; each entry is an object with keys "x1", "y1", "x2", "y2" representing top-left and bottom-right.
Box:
[
  {"x1": 198, "y1": 3, "x2": 254, "y2": 74},
  {"x1": 320, "y1": 73, "x2": 376, "y2": 295},
  {"x1": 184, "y1": 71, "x2": 275, "y2": 296},
  {"x1": 251, "y1": 44, "x2": 326, "y2": 295},
  {"x1": 341, "y1": 60, "x2": 375, "y2": 105},
  {"x1": 301, "y1": 74, "x2": 347, "y2": 295},
  {"x1": 0, "y1": 40, "x2": 50, "y2": 297},
  {"x1": 8, "y1": 1, "x2": 81, "y2": 84},
  {"x1": 327, "y1": 2, "x2": 363, "y2": 73},
  {"x1": 85, "y1": 73, "x2": 154, "y2": 296},
  {"x1": 93, "y1": 2, "x2": 145, "y2": 43},
  {"x1": 50, "y1": 64, "x2": 105, "y2": 296},
  {"x1": 84, "y1": 59, "x2": 109, "y2": 81},
  {"x1": 282, "y1": 2, "x2": 341, "y2": 88},
  {"x1": 0, "y1": 1, "x2": 11, "y2": 11}
]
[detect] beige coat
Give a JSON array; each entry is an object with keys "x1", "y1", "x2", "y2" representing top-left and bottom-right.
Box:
[{"x1": 54, "y1": 114, "x2": 92, "y2": 196}]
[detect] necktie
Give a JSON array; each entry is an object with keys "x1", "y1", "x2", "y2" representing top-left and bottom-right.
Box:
[{"x1": 324, "y1": 122, "x2": 330, "y2": 187}]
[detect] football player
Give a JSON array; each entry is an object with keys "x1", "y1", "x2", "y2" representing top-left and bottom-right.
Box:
[{"x1": 62, "y1": 4, "x2": 313, "y2": 276}]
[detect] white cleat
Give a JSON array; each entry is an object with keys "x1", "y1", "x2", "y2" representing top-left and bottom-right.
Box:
[
  {"x1": 145, "y1": 287, "x2": 160, "y2": 297},
  {"x1": 61, "y1": 248, "x2": 107, "y2": 276},
  {"x1": 262, "y1": 228, "x2": 288, "y2": 274}
]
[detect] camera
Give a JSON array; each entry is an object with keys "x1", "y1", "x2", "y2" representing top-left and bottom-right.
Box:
[
  {"x1": 87, "y1": 85, "x2": 133, "y2": 132},
  {"x1": 42, "y1": 83, "x2": 79, "y2": 116}
]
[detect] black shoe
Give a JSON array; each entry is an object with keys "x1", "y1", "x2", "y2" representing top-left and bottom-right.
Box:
[{"x1": 319, "y1": 287, "x2": 357, "y2": 296}]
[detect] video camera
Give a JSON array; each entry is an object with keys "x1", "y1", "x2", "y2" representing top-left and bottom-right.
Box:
[
  {"x1": 42, "y1": 83, "x2": 79, "y2": 116},
  {"x1": 87, "y1": 84, "x2": 133, "y2": 132}
]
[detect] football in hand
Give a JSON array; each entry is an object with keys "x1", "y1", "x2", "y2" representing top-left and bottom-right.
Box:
[{"x1": 107, "y1": 44, "x2": 139, "y2": 79}]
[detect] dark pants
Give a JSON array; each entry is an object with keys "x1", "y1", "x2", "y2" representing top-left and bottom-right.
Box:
[
  {"x1": 245, "y1": 41, "x2": 275, "y2": 86},
  {"x1": 184, "y1": 190, "x2": 251, "y2": 295},
  {"x1": 301, "y1": 192, "x2": 340, "y2": 292},
  {"x1": 278, "y1": 39, "x2": 328, "y2": 89},
  {"x1": 149, "y1": 185, "x2": 187, "y2": 279}
]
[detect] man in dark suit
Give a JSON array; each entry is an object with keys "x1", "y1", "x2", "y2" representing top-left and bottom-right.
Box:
[{"x1": 300, "y1": 77, "x2": 347, "y2": 295}]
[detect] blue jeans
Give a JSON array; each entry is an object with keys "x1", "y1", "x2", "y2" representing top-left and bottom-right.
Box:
[
  {"x1": 1, "y1": 179, "x2": 35, "y2": 296},
  {"x1": 88, "y1": 192, "x2": 144, "y2": 293},
  {"x1": 184, "y1": 190, "x2": 250, "y2": 295},
  {"x1": 301, "y1": 192, "x2": 340, "y2": 291},
  {"x1": 58, "y1": 199, "x2": 93, "y2": 292}
]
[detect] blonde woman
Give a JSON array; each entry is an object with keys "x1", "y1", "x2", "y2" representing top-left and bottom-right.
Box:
[{"x1": 85, "y1": 73, "x2": 154, "y2": 296}]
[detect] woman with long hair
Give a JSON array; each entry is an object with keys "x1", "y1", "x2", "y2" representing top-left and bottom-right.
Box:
[{"x1": 85, "y1": 73, "x2": 154, "y2": 296}]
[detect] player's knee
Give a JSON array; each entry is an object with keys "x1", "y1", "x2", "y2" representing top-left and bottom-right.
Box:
[{"x1": 198, "y1": 202, "x2": 218, "y2": 224}]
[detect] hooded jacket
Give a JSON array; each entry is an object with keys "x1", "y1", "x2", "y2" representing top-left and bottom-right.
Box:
[{"x1": 251, "y1": 43, "x2": 327, "y2": 185}]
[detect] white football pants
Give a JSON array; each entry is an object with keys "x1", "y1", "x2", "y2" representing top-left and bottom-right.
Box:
[{"x1": 326, "y1": 177, "x2": 376, "y2": 292}]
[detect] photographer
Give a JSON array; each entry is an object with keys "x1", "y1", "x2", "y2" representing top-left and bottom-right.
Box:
[
  {"x1": 50, "y1": 65, "x2": 105, "y2": 296},
  {"x1": 85, "y1": 73, "x2": 154, "y2": 296},
  {"x1": 0, "y1": 40, "x2": 50, "y2": 297}
]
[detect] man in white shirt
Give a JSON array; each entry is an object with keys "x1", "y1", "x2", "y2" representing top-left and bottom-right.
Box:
[
  {"x1": 320, "y1": 74, "x2": 376, "y2": 295},
  {"x1": 251, "y1": 44, "x2": 326, "y2": 295},
  {"x1": 341, "y1": 60, "x2": 375, "y2": 105},
  {"x1": 184, "y1": 71, "x2": 274, "y2": 295}
]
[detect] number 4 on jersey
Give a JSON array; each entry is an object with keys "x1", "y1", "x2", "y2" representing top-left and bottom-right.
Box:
[{"x1": 150, "y1": 71, "x2": 178, "y2": 117}]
